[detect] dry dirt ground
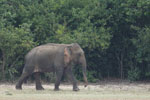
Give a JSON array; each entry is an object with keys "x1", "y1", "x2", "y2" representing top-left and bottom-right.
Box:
[{"x1": 0, "y1": 81, "x2": 150, "y2": 100}]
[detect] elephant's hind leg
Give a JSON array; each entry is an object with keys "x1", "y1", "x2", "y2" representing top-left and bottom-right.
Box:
[
  {"x1": 16, "y1": 72, "x2": 30, "y2": 90},
  {"x1": 34, "y1": 72, "x2": 44, "y2": 90}
]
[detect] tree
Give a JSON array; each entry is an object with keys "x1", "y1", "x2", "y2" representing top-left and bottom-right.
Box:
[{"x1": 0, "y1": 24, "x2": 35, "y2": 81}]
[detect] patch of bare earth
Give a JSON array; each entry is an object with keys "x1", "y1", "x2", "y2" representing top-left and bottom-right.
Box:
[{"x1": 0, "y1": 81, "x2": 150, "y2": 100}]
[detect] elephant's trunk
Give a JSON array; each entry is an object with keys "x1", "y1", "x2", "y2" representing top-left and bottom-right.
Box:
[
  {"x1": 82, "y1": 66, "x2": 88, "y2": 87},
  {"x1": 81, "y1": 57, "x2": 88, "y2": 87}
]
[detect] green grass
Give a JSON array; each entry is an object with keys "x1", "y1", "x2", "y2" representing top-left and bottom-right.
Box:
[{"x1": 0, "y1": 83, "x2": 150, "y2": 100}]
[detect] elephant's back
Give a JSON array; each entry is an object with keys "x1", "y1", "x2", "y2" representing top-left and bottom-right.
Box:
[
  {"x1": 24, "y1": 45, "x2": 64, "y2": 72},
  {"x1": 26, "y1": 45, "x2": 59, "y2": 57}
]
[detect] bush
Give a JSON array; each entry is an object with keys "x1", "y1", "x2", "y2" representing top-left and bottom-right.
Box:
[
  {"x1": 128, "y1": 67, "x2": 141, "y2": 82},
  {"x1": 86, "y1": 71, "x2": 100, "y2": 83},
  {"x1": 43, "y1": 72, "x2": 56, "y2": 83}
]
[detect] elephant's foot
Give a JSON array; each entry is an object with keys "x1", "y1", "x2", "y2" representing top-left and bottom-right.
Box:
[
  {"x1": 36, "y1": 86, "x2": 44, "y2": 90},
  {"x1": 54, "y1": 87, "x2": 60, "y2": 91},
  {"x1": 15, "y1": 85, "x2": 22, "y2": 90},
  {"x1": 73, "y1": 87, "x2": 80, "y2": 91}
]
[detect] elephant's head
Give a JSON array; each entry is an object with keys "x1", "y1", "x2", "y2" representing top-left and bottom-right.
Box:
[{"x1": 64, "y1": 43, "x2": 88, "y2": 87}]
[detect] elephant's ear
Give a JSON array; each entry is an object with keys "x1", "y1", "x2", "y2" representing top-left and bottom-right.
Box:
[{"x1": 64, "y1": 47, "x2": 72, "y2": 66}]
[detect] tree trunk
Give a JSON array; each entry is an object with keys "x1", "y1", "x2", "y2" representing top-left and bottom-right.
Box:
[
  {"x1": 1, "y1": 50, "x2": 6, "y2": 81},
  {"x1": 120, "y1": 57, "x2": 123, "y2": 79},
  {"x1": 120, "y1": 52, "x2": 124, "y2": 79},
  {"x1": 116, "y1": 51, "x2": 124, "y2": 80}
]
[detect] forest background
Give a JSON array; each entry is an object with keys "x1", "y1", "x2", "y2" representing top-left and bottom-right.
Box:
[{"x1": 0, "y1": 0, "x2": 150, "y2": 83}]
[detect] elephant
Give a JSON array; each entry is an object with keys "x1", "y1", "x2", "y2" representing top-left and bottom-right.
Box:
[{"x1": 16, "y1": 43, "x2": 88, "y2": 91}]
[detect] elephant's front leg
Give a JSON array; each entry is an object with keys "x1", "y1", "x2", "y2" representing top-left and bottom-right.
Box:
[
  {"x1": 16, "y1": 72, "x2": 31, "y2": 90},
  {"x1": 66, "y1": 68, "x2": 79, "y2": 91},
  {"x1": 54, "y1": 69, "x2": 64, "y2": 91},
  {"x1": 34, "y1": 72, "x2": 44, "y2": 90}
]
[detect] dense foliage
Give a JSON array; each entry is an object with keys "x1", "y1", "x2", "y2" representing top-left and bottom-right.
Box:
[{"x1": 0, "y1": 0, "x2": 150, "y2": 82}]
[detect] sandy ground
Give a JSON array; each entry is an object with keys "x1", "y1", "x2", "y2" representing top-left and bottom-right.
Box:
[{"x1": 0, "y1": 81, "x2": 150, "y2": 100}]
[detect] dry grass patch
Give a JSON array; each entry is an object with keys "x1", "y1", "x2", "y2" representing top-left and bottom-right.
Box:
[{"x1": 0, "y1": 82, "x2": 150, "y2": 100}]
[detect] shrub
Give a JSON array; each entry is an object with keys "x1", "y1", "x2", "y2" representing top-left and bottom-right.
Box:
[{"x1": 128, "y1": 67, "x2": 141, "y2": 82}]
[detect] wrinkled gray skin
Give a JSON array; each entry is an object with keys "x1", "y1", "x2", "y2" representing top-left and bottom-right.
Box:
[{"x1": 16, "y1": 43, "x2": 88, "y2": 91}]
